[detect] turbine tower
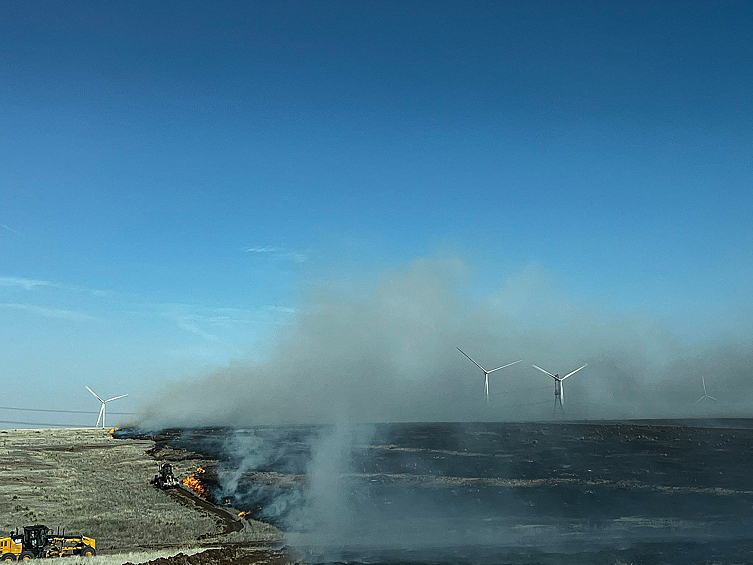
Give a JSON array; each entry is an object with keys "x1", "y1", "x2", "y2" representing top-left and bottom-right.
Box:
[
  {"x1": 696, "y1": 376, "x2": 717, "y2": 404},
  {"x1": 86, "y1": 386, "x2": 128, "y2": 429},
  {"x1": 532, "y1": 363, "x2": 588, "y2": 414},
  {"x1": 457, "y1": 347, "x2": 521, "y2": 401}
]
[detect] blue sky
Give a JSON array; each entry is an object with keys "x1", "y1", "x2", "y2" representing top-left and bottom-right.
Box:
[{"x1": 1, "y1": 2, "x2": 752, "y2": 425}]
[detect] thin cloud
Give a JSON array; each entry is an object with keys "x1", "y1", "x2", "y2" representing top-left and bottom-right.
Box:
[
  {"x1": 268, "y1": 305, "x2": 297, "y2": 314},
  {"x1": 0, "y1": 277, "x2": 55, "y2": 290},
  {"x1": 244, "y1": 246, "x2": 309, "y2": 263},
  {"x1": 245, "y1": 245, "x2": 284, "y2": 253},
  {"x1": 0, "y1": 302, "x2": 98, "y2": 321},
  {"x1": 0, "y1": 275, "x2": 113, "y2": 296},
  {"x1": 148, "y1": 302, "x2": 259, "y2": 325},
  {"x1": 175, "y1": 319, "x2": 220, "y2": 342},
  {"x1": 131, "y1": 302, "x2": 293, "y2": 328},
  {"x1": 0, "y1": 223, "x2": 22, "y2": 236},
  {"x1": 141, "y1": 303, "x2": 264, "y2": 339}
]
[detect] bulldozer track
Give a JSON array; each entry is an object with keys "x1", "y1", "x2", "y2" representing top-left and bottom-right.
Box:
[{"x1": 167, "y1": 486, "x2": 244, "y2": 536}]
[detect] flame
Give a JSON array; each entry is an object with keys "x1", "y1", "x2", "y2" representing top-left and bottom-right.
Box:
[
  {"x1": 182, "y1": 467, "x2": 210, "y2": 499},
  {"x1": 238, "y1": 511, "x2": 247, "y2": 517},
  {"x1": 109, "y1": 428, "x2": 117, "y2": 436}
]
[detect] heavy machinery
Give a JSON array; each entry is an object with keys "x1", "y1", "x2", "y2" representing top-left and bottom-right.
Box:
[
  {"x1": 0, "y1": 525, "x2": 95, "y2": 560},
  {"x1": 150, "y1": 462, "x2": 180, "y2": 489}
]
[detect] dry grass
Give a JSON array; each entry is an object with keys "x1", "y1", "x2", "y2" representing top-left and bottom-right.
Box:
[{"x1": 0, "y1": 428, "x2": 279, "y2": 553}]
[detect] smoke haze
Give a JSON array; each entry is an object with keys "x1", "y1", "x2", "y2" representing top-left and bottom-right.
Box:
[{"x1": 137, "y1": 255, "x2": 753, "y2": 429}]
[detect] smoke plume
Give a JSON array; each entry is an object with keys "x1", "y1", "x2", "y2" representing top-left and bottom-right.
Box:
[{"x1": 137, "y1": 255, "x2": 753, "y2": 429}]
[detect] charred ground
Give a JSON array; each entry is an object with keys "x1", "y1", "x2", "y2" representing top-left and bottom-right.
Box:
[
  {"x1": 4, "y1": 422, "x2": 753, "y2": 564},
  {"x1": 121, "y1": 419, "x2": 753, "y2": 564}
]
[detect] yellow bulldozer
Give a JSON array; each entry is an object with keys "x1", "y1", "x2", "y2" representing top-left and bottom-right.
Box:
[{"x1": 0, "y1": 525, "x2": 95, "y2": 560}]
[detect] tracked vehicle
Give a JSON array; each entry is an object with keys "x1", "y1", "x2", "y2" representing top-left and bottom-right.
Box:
[
  {"x1": 0, "y1": 525, "x2": 95, "y2": 560},
  {"x1": 151, "y1": 462, "x2": 180, "y2": 489}
]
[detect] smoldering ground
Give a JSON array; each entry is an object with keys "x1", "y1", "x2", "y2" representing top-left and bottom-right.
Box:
[
  {"x1": 204, "y1": 424, "x2": 573, "y2": 558},
  {"x1": 162, "y1": 421, "x2": 753, "y2": 562},
  {"x1": 137, "y1": 255, "x2": 753, "y2": 429}
]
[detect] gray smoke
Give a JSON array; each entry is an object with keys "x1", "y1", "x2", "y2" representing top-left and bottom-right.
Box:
[
  {"x1": 136, "y1": 255, "x2": 752, "y2": 429},
  {"x1": 286, "y1": 423, "x2": 374, "y2": 537},
  {"x1": 216, "y1": 428, "x2": 306, "y2": 523}
]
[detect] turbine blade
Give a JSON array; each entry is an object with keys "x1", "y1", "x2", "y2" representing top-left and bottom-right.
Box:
[
  {"x1": 702, "y1": 376, "x2": 707, "y2": 395},
  {"x1": 457, "y1": 347, "x2": 487, "y2": 373},
  {"x1": 561, "y1": 364, "x2": 588, "y2": 380},
  {"x1": 707, "y1": 395, "x2": 718, "y2": 402},
  {"x1": 86, "y1": 386, "x2": 104, "y2": 403},
  {"x1": 96, "y1": 404, "x2": 104, "y2": 426},
  {"x1": 532, "y1": 364, "x2": 557, "y2": 379},
  {"x1": 487, "y1": 360, "x2": 523, "y2": 373},
  {"x1": 695, "y1": 396, "x2": 705, "y2": 404},
  {"x1": 104, "y1": 394, "x2": 128, "y2": 403}
]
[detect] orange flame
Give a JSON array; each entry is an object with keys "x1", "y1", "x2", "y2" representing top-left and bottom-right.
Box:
[
  {"x1": 182, "y1": 467, "x2": 210, "y2": 499},
  {"x1": 238, "y1": 511, "x2": 247, "y2": 517}
]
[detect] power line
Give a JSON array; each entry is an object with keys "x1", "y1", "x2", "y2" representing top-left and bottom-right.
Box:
[
  {"x1": 0, "y1": 406, "x2": 135, "y2": 415},
  {"x1": 0, "y1": 419, "x2": 85, "y2": 428}
]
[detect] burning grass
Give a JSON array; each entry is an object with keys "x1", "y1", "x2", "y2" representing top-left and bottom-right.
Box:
[
  {"x1": 0, "y1": 429, "x2": 280, "y2": 553},
  {"x1": 182, "y1": 468, "x2": 210, "y2": 500}
]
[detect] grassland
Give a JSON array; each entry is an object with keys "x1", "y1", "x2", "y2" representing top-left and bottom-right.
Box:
[{"x1": 0, "y1": 428, "x2": 280, "y2": 556}]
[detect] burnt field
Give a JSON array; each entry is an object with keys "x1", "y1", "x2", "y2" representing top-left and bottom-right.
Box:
[{"x1": 119, "y1": 419, "x2": 753, "y2": 564}]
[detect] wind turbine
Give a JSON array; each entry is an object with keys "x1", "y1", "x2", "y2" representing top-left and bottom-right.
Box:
[
  {"x1": 532, "y1": 363, "x2": 588, "y2": 414},
  {"x1": 86, "y1": 386, "x2": 128, "y2": 429},
  {"x1": 695, "y1": 376, "x2": 717, "y2": 404},
  {"x1": 457, "y1": 347, "x2": 522, "y2": 401}
]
